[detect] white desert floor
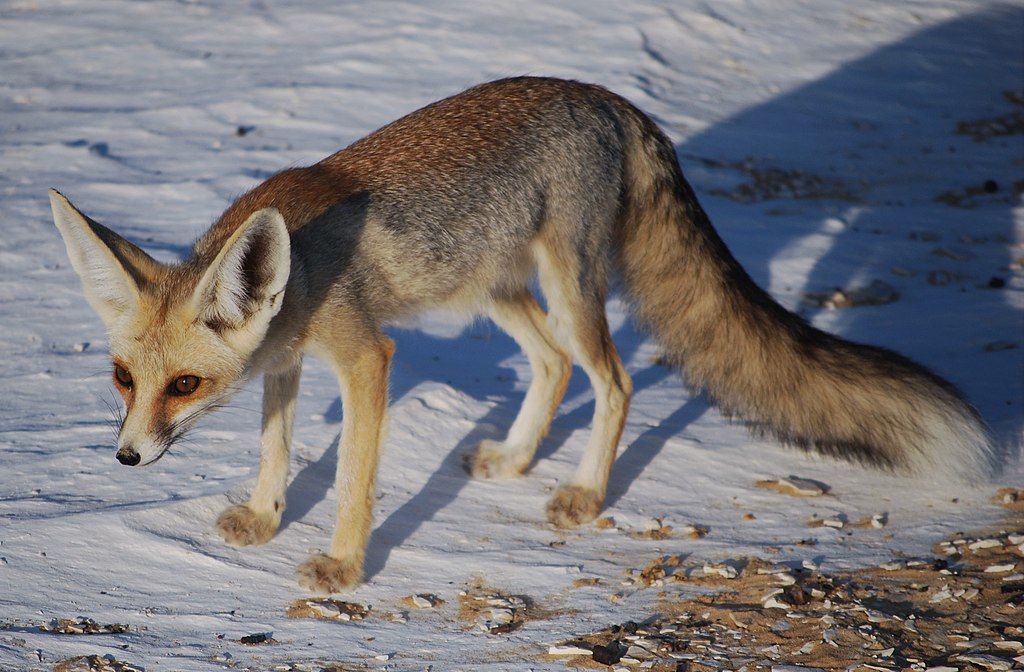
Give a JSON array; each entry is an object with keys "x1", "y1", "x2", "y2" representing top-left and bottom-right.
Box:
[{"x1": 0, "y1": 1, "x2": 1021, "y2": 670}]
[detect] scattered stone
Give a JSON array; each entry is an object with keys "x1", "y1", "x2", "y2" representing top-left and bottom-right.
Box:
[
  {"x1": 592, "y1": 640, "x2": 627, "y2": 665},
  {"x1": 685, "y1": 524, "x2": 710, "y2": 539},
  {"x1": 457, "y1": 581, "x2": 531, "y2": 635},
  {"x1": 995, "y1": 488, "x2": 1024, "y2": 511},
  {"x1": 238, "y1": 632, "x2": 273, "y2": 645},
  {"x1": 39, "y1": 617, "x2": 129, "y2": 635},
  {"x1": 53, "y1": 655, "x2": 144, "y2": 672},
  {"x1": 755, "y1": 476, "x2": 830, "y2": 497},
  {"x1": 703, "y1": 563, "x2": 740, "y2": 579},
  {"x1": 402, "y1": 593, "x2": 444, "y2": 609},
  {"x1": 984, "y1": 562, "x2": 1017, "y2": 573},
  {"x1": 952, "y1": 654, "x2": 1013, "y2": 671},
  {"x1": 969, "y1": 538, "x2": 1003, "y2": 551},
  {"x1": 629, "y1": 518, "x2": 674, "y2": 540},
  {"x1": 559, "y1": 490, "x2": 1022, "y2": 672},
  {"x1": 287, "y1": 598, "x2": 370, "y2": 621}
]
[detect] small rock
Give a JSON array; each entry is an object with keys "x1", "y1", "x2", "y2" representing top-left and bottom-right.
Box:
[
  {"x1": 756, "y1": 476, "x2": 830, "y2": 497},
  {"x1": 703, "y1": 563, "x2": 739, "y2": 579},
  {"x1": 953, "y1": 654, "x2": 1012, "y2": 671},
  {"x1": 405, "y1": 593, "x2": 442, "y2": 609},
  {"x1": 994, "y1": 640, "x2": 1023, "y2": 652},
  {"x1": 984, "y1": 562, "x2": 1017, "y2": 573},
  {"x1": 239, "y1": 632, "x2": 271, "y2": 645},
  {"x1": 592, "y1": 641, "x2": 626, "y2": 665},
  {"x1": 483, "y1": 607, "x2": 514, "y2": 624},
  {"x1": 308, "y1": 601, "x2": 341, "y2": 618},
  {"x1": 969, "y1": 538, "x2": 1003, "y2": 551}
]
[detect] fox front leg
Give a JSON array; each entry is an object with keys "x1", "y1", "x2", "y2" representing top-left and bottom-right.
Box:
[
  {"x1": 216, "y1": 364, "x2": 302, "y2": 545},
  {"x1": 296, "y1": 337, "x2": 394, "y2": 594}
]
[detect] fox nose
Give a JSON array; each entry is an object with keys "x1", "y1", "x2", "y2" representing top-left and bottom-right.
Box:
[{"x1": 116, "y1": 446, "x2": 141, "y2": 466}]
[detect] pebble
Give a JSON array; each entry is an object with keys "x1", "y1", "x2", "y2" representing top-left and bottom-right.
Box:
[
  {"x1": 952, "y1": 654, "x2": 1012, "y2": 671},
  {"x1": 409, "y1": 594, "x2": 440, "y2": 609},
  {"x1": 924, "y1": 667, "x2": 958, "y2": 672},
  {"x1": 968, "y1": 538, "x2": 1003, "y2": 551},
  {"x1": 994, "y1": 640, "x2": 1023, "y2": 652},
  {"x1": 938, "y1": 542, "x2": 959, "y2": 556},
  {"x1": 703, "y1": 563, "x2": 739, "y2": 579},
  {"x1": 984, "y1": 563, "x2": 1017, "y2": 573},
  {"x1": 483, "y1": 607, "x2": 514, "y2": 624},
  {"x1": 779, "y1": 476, "x2": 829, "y2": 496},
  {"x1": 308, "y1": 601, "x2": 341, "y2": 618},
  {"x1": 763, "y1": 592, "x2": 790, "y2": 611}
]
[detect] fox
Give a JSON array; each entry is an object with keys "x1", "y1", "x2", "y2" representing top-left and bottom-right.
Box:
[{"x1": 49, "y1": 76, "x2": 993, "y2": 594}]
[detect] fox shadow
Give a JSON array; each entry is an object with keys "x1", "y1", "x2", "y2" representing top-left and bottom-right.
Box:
[{"x1": 284, "y1": 5, "x2": 1023, "y2": 577}]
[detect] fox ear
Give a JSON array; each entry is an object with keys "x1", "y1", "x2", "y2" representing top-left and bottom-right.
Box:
[
  {"x1": 49, "y1": 189, "x2": 161, "y2": 326},
  {"x1": 192, "y1": 207, "x2": 291, "y2": 333}
]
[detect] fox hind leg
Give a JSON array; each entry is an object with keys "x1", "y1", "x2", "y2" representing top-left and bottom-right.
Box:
[
  {"x1": 216, "y1": 363, "x2": 301, "y2": 546},
  {"x1": 465, "y1": 291, "x2": 572, "y2": 479},
  {"x1": 534, "y1": 244, "x2": 632, "y2": 528}
]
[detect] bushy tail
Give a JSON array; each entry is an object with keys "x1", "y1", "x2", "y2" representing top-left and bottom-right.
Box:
[{"x1": 614, "y1": 110, "x2": 994, "y2": 481}]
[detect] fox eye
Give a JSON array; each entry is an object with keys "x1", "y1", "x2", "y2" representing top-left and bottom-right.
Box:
[
  {"x1": 113, "y1": 364, "x2": 133, "y2": 389},
  {"x1": 171, "y1": 375, "x2": 201, "y2": 396}
]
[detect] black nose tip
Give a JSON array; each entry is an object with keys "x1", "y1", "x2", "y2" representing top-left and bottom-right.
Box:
[{"x1": 116, "y1": 447, "x2": 141, "y2": 466}]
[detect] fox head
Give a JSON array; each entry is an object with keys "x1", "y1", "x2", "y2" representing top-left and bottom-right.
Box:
[{"x1": 49, "y1": 190, "x2": 291, "y2": 466}]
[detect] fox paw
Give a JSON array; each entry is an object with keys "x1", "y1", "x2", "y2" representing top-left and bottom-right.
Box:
[
  {"x1": 296, "y1": 553, "x2": 362, "y2": 594},
  {"x1": 215, "y1": 504, "x2": 278, "y2": 546},
  {"x1": 464, "y1": 440, "x2": 528, "y2": 480},
  {"x1": 546, "y1": 485, "x2": 602, "y2": 528}
]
